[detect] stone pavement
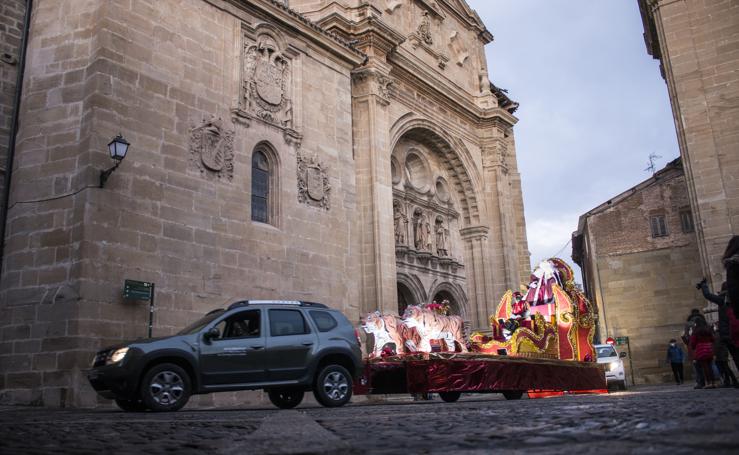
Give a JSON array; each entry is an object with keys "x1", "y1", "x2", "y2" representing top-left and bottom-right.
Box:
[{"x1": 0, "y1": 385, "x2": 738, "y2": 454}]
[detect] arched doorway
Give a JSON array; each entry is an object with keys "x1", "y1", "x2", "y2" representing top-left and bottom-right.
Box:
[
  {"x1": 432, "y1": 290, "x2": 459, "y2": 316},
  {"x1": 397, "y1": 282, "x2": 415, "y2": 316}
]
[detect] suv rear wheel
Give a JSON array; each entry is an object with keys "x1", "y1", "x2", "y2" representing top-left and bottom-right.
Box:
[
  {"x1": 114, "y1": 398, "x2": 148, "y2": 412},
  {"x1": 140, "y1": 363, "x2": 191, "y2": 412},
  {"x1": 439, "y1": 391, "x2": 461, "y2": 403},
  {"x1": 267, "y1": 388, "x2": 305, "y2": 409},
  {"x1": 313, "y1": 364, "x2": 352, "y2": 407}
]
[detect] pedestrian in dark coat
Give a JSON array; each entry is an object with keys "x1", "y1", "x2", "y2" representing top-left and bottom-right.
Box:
[
  {"x1": 666, "y1": 339, "x2": 685, "y2": 384},
  {"x1": 724, "y1": 235, "x2": 739, "y2": 317},
  {"x1": 698, "y1": 279, "x2": 739, "y2": 372},
  {"x1": 713, "y1": 327, "x2": 738, "y2": 387}
]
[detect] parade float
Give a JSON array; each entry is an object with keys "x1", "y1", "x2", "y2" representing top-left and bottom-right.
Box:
[{"x1": 354, "y1": 258, "x2": 606, "y2": 401}]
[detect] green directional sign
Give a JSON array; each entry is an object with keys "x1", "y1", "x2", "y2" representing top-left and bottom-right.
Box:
[
  {"x1": 123, "y1": 279, "x2": 154, "y2": 301},
  {"x1": 615, "y1": 336, "x2": 629, "y2": 345}
]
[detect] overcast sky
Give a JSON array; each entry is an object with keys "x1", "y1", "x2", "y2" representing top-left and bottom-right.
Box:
[{"x1": 467, "y1": 0, "x2": 679, "y2": 280}]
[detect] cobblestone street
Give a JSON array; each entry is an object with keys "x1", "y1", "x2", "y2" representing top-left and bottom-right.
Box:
[{"x1": 1, "y1": 385, "x2": 738, "y2": 454}]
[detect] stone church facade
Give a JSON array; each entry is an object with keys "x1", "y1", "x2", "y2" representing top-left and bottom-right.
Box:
[{"x1": 0, "y1": 0, "x2": 529, "y2": 406}]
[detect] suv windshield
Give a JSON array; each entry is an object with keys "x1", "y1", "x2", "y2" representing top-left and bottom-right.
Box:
[
  {"x1": 177, "y1": 309, "x2": 225, "y2": 335},
  {"x1": 596, "y1": 345, "x2": 617, "y2": 358}
]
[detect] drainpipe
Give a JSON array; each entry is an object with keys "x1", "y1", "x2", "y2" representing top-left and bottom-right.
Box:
[{"x1": 0, "y1": 0, "x2": 33, "y2": 271}]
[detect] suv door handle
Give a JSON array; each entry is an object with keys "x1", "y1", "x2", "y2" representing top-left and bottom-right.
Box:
[
  {"x1": 250, "y1": 345, "x2": 264, "y2": 350},
  {"x1": 301, "y1": 342, "x2": 314, "y2": 346}
]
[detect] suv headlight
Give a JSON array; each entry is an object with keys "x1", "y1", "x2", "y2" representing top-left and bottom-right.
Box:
[
  {"x1": 609, "y1": 361, "x2": 619, "y2": 372},
  {"x1": 107, "y1": 347, "x2": 129, "y2": 365}
]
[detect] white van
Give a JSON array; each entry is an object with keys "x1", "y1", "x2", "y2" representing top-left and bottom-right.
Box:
[{"x1": 595, "y1": 343, "x2": 627, "y2": 390}]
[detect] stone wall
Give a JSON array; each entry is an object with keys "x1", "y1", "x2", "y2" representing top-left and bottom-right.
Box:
[
  {"x1": 639, "y1": 0, "x2": 739, "y2": 288},
  {"x1": 0, "y1": 0, "x2": 363, "y2": 407},
  {"x1": 577, "y1": 165, "x2": 706, "y2": 384},
  {"x1": 0, "y1": 0, "x2": 27, "y2": 238},
  {"x1": 595, "y1": 247, "x2": 704, "y2": 384}
]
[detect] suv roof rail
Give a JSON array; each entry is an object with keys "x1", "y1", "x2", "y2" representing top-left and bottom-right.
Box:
[{"x1": 227, "y1": 300, "x2": 328, "y2": 309}]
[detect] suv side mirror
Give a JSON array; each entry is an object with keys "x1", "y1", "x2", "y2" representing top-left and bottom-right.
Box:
[
  {"x1": 204, "y1": 327, "x2": 220, "y2": 342},
  {"x1": 619, "y1": 351, "x2": 627, "y2": 358}
]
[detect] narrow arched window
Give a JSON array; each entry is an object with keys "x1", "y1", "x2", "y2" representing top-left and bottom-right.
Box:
[{"x1": 251, "y1": 150, "x2": 270, "y2": 223}]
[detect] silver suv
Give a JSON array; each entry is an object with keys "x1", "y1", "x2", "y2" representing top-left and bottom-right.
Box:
[{"x1": 87, "y1": 301, "x2": 363, "y2": 411}]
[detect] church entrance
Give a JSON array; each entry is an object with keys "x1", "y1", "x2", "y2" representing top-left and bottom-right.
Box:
[
  {"x1": 397, "y1": 282, "x2": 415, "y2": 316},
  {"x1": 431, "y1": 290, "x2": 459, "y2": 316},
  {"x1": 391, "y1": 128, "x2": 468, "y2": 321}
]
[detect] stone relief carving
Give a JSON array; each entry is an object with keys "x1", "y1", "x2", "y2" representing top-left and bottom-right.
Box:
[
  {"x1": 408, "y1": 10, "x2": 449, "y2": 70},
  {"x1": 377, "y1": 75, "x2": 393, "y2": 100},
  {"x1": 417, "y1": 11, "x2": 433, "y2": 45},
  {"x1": 189, "y1": 116, "x2": 235, "y2": 182},
  {"x1": 448, "y1": 30, "x2": 469, "y2": 67},
  {"x1": 435, "y1": 218, "x2": 450, "y2": 257},
  {"x1": 414, "y1": 210, "x2": 433, "y2": 252},
  {"x1": 394, "y1": 200, "x2": 409, "y2": 245},
  {"x1": 235, "y1": 30, "x2": 300, "y2": 145},
  {"x1": 385, "y1": 0, "x2": 402, "y2": 14},
  {"x1": 297, "y1": 151, "x2": 331, "y2": 210}
]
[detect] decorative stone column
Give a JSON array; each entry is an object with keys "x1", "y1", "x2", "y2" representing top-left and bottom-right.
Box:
[
  {"x1": 349, "y1": 19, "x2": 405, "y2": 314},
  {"x1": 460, "y1": 226, "x2": 493, "y2": 330}
]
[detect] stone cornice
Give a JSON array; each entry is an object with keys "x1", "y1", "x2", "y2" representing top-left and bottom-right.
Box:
[
  {"x1": 391, "y1": 50, "x2": 517, "y2": 129},
  {"x1": 435, "y1": 0, "x2": 494, "y2": 44},
  {"x1": 316, "y1": 13, "x2": 406, "y2": 57},
  {"x1": 212, "y1": 0, "x2": 366, "y2": 66}
]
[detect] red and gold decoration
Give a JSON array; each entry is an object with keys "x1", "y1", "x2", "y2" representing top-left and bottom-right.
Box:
[{"x1": 468, "y1": 258, "x2": 598, "y2": 362}]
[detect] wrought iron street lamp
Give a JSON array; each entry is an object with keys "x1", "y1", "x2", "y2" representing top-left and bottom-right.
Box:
[{"x1": 99, "y1": 133, "x2": 130, "y2": 188}]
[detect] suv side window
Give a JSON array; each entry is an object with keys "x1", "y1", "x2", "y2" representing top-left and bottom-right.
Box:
[
  {"x1": 269, "y1": 309, "x2": 309, "y2": 336},
  {"x1": 213, "y1": 310, "x2": 261, "y2": 339},
  {"x1": 310, "y1": 311, "x2": 337, "y2": 332}
]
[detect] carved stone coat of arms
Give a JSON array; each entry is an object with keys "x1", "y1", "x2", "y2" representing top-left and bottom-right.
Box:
[
  {"x1": 239, "y1": 34, "x2": 293, "y2": 130},
  {"x1": 189, "y1": 117, "x2": 234, "y2": 181},
  {"x1": 297, "y1": 152, "x2": 331, "y2": 210}
]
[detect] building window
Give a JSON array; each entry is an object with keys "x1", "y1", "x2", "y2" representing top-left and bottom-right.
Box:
[
  {"x1": 650, "y1": 215, "x2": 668, "y2": 238},
  {"x1": 251, "y1": 150, "x2": 270, "y2": 224},
  {"x1": 680, "y1": 210, "x2": 695, "y2": 233}
]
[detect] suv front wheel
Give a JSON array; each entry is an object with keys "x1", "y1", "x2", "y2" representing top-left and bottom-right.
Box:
[
  {"x1": 313, "y1": 365, "x2": 352, "y2": 407},
  {"x1": 267, "y1": 388, "x2": 305, "y2": 409},
  {"x1": 140, "y1": 363, "x2": 192, "y2": 412}
]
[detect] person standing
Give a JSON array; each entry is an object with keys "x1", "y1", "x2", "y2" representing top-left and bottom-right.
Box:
[
  {"x1": 724, "y1": 235, "x2": 739, "y2": 317},
  {"x1": 713, "y1": 326, "x2": 739, "y2": 387},
  {"x1": 666, "y1": 339, "x2": 685, "y2": 385},
  {"x1": 690, "y1": 320, "x2": 717, "y2": 389},
  {"x1": 683, "y1": 309, "x2": 707, "y2": 388},
  {"x1": 697, "y1": 279, "x2": 739, "y2": 373}
]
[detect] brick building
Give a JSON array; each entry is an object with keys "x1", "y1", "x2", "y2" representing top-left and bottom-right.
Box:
[
  {"x1": 0, "y1": 0, "x2": 530, "y2": 406},
  {"x1": 573, "y1": 159, "x2": 705, "y2": 384},
  {"x1": 638, "y1": 0, "x2": 739, "y2": 290}
]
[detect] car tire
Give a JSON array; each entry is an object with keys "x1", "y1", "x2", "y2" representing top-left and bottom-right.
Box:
[
  {"x1": 267, "y1": 388, "x2": 305, "y2": 409},
  {"x1": 139, "y1": 363, "x2": 191, "y2": 412},
  {"x1": 313, "y1": 364, "x2": 352, "y2": 407},
  {"x1": 114, "y1": 398, "x2": 148, "y2": 412},
  {"x1": 502, "y1": 391, "x2": 524, "y2": 400},
  {"x1": 619, "y1": 381, "x2": 627, "y2": 391},
  {"x1": 439, "y1": 391, "x2": 461, "y2": 403}
]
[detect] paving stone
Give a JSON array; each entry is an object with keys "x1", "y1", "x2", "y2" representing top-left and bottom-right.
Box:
[{"x1": 0, "y1": 386, "x2": 737, "y2": 454}]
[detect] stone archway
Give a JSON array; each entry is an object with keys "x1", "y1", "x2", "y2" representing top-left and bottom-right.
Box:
[
  {"x1": 391, "y1": 126, "x2": 469, "y2": 324},
  {"x1": 397, "y1": 282, "x2": 414, "y2": 316},
  {"x1": 431, "y1": 290, "x2": 459, "y2": 315}
]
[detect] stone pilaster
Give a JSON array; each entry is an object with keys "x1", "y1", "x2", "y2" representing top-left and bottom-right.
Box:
[{"x1": 350, "y1": 23, "x2": 404, "y2": 314}]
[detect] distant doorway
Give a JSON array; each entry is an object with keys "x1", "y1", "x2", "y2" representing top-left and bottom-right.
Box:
[
  {"x1": 431, "y1": 290, "x2": 459, "y2": 315},
  {"x1": 397, "y1": 283, "x2": 415, "y2": 316}
]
